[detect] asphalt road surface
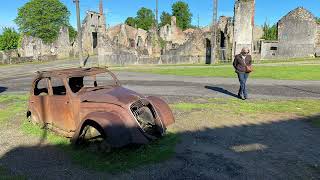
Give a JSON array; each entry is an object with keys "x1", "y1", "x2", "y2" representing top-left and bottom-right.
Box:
[{"x1": 0, "y1": 59, "x2": 320, "y2": 100}]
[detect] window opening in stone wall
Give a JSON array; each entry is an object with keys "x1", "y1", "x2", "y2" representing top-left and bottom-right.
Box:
[{"x1": 270, "y1": 46, "x2": 278, "y2": 50}]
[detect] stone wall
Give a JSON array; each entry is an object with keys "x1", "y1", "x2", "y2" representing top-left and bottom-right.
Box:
[
  {"x1": 233, "y1": 0, "x2": 255, "y2": 55},
  {"x1": 0, "y1": 49, "x2": 57, "y2": 65},
  {"x1": 278, "y1": 7, "x2": 317, "y2": 58},
  {"x1": 159, "y1": 16, "x2": 188, "y2": 45},
  {"x1": 316, "y1": 24, "x2": 320, "y2": 57},
  {"x1": 78, "y1": 11, "x2": 106, "y2": 55},
  {"x1": 107, "y1": 24, "x2": 148, "y2": 50},
  {"x1": 19, "y1": 27, "x2": 71, "y2": 60},
  {"x1": 98, "y1": 54, "x2": 205, "y2": 66},
  {"x1": 260, "y1": 41, "x2": 279, "y2": 59}
]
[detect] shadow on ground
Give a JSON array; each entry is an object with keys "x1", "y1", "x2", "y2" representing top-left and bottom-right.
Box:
[
  {"x1": 1, "y1": 115, "x2": 320, "y2": 179},
  {"x1": 0, "y1": 87, "x2": 7, "y2": 94},
  {"x1": 205, "y1": 86, "x2": 239, "y2": 98}
]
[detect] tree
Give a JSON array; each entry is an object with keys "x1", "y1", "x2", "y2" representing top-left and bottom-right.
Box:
[
  {"x1": 15, "y1": 0, "x2": 70, "y2": 44},
  {"x1": 135, "y1": 7, "x2": 155, "y2": 30},
  {"x1": 0, "y1": 27, "x2": 20, "y2": 51},
  {"x1": 172, "y1": 1, "x2": 192, "y2": 30},
  {"x1": 316, "y1": 17, "x2": 320, "y2": 24},
  {"x1": 125, "y1": 17, "x2": 137, "y2": 27},
  {"x1": 262, "y1": 22, "x2": 278, "y2": 41},
  {"x1": 68, "y1": 25, "x2": 77, "y2": 43},
  {"x1": 160, "y1": 11, "x2": 172, "y2": 27}
]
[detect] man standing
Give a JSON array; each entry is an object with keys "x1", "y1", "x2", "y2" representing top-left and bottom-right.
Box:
[{"x1": 233, "y1": 47, "x2": 253, "y2": 100}]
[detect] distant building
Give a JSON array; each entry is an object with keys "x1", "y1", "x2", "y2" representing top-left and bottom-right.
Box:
[{"x1": 261, "y1": 7, "x2": 320, "y2": 59}]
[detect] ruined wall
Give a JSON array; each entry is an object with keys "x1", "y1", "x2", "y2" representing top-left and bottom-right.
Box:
[
  {"x1": 107, "y1": 24, "x2": 149, "y2": 55},
  {"x1": 278, "y1": 7, "x2": 317, "y2": 58},
  {"x1": 160, "y1": 16, "x2": 188, "y2": 45},
  {"x1": 217, "y1": 16, "x2": 234, "y2": 61},
  {"x1": 79, "y1": 11, "x2": 106, "y2": 55},
  {"x1": 260, "y1": 41, "x2": 279, "y2": 59},
  {"x1": 19, "y1": 27, "x2": 70, "y2": 60},
  {"x1": 233, "y1": 0, "x2": 255, "y2": 55},
  {"x1": 316, "y1": 24, "x2": 320, "y2": 56}
]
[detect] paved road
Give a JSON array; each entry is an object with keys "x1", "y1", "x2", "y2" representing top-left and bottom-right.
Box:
[{"x1": 1, "y1": 59, "x2": 320, "y2": 99}]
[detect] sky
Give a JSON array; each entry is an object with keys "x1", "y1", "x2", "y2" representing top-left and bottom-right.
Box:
[{"x1": 0, "y1": 0, "x2": 319, "y2": 32}]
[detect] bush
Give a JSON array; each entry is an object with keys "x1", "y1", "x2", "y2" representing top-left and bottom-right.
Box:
[{"x1": 0, "y1": 27, "x2": 20, "y2": 51}]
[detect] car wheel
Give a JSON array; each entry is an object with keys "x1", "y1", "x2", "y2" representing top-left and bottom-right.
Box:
[{"x1": 77, "y1": 125, "x2": 111, "y2": 153}]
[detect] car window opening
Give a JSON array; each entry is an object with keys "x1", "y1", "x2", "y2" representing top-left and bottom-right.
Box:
[
  {"x1": 51, "y1": 78, "x2": 67, "y2": 95},
  {"x1": 34, "y1": 78, "x2": 49, "y2": 96}
]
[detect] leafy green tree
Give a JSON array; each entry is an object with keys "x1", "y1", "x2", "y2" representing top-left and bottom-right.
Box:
[
  {"x1": 135, "y1": 7, "x2": 155, "y2": 30},
  {"x1": 172, "y1": 1, "x2": 192, "y2": 30},
  {"x1": 15, "y1": 0, "x2": 70, "y2": 44},
  {"x1": 316, "y1": 17, "x2": 320, "y2": 24},
  {"x1": 125, "y1": 17, "x2": 137, "y2": 27},
  {"x1": 262, "y1": 22, "x2": 278, "y2": 40},
  {"x1": 0, "y1": 27, "x2": 20, "y2": 50},
  {"x1": 160, "y1": 12, "x2": 172, "y2": 27},
  {"x1": 68, "y1": 25, "x2": 77, "y2": 43}
]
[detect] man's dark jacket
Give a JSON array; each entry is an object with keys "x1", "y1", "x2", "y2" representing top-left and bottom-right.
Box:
[{"x1": 233, "y1": 54, "x2": 252, "y2": 73}]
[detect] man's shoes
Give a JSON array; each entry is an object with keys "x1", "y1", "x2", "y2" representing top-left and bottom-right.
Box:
[{"x1": 238, "y1": 93, "x2": 244, "y2": 100}]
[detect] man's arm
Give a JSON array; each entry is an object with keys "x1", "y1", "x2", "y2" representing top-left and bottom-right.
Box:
[
  {"x1": 247, "y1": 55, "x2": 253, "y2": 66},
  {"x1": 233, "y1": 55, "x2": 238, "y2": 69}
]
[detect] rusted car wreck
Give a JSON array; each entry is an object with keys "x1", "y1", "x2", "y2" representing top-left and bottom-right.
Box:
[{"x1": 27, "y1": 67, "x2": 174, "y2": 148}]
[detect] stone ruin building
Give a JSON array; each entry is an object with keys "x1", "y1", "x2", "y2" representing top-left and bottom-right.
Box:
[
  {"x1": 261, "y1": 7, "x2": 320, "y2": 59},
  {"x1": 2, "y1": 0, "x2": 319, "y2": 65}
]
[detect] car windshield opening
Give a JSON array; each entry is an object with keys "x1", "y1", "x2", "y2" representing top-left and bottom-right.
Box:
[{"x1": 69, "y1": 73, "x2": 116, "y2": 93}]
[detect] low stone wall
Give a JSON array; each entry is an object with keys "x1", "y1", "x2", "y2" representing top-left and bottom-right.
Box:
[
  {"x1": 98, "y1": 54, "x2": 206, "y2": 66},
  {"x1": 0, "y1": 50, "x2": 57, "y2": 65}
]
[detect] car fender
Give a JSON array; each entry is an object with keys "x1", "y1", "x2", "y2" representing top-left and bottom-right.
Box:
[
  {"x1": 147, "y1": 96, "x2": 175, "y2": 127},
  {"x1": 71, "y1": 111, "x2": 134, "y2": 147}
]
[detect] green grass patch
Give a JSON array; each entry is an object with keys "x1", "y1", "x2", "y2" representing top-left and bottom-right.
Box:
[
  {"x1": 172, "y1": 98, "x2": 320, "y2": 116},
  {"x1": 21, "y1": 121, "x2": 179, "y2": 172},
  {"x1": 124, "y1": 65, "x2": 320, "y2": 80},
  {"x1": 0, "y1": 94, "x2": 28, "y2": 124}
]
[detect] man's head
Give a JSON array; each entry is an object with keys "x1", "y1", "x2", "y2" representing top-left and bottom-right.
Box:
[{"x1": 241, "y1": 47, "x2": 250, "y2": 56}]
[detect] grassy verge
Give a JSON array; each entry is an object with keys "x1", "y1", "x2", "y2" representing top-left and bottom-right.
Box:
[
  {"x1": 0, "y1": 94, "x2": 28, "y2": 124},
  {"x1": 122, "y1": 65, "x2": 320, "y2": 81},
  {"x1": 172, "y1": 98, "x2": 320, "y2": 116},
  {"x1": 171, "y1": 98, "x2": 320, "y2": 128},
  {"x1": 0, "y1": 94, "x2": 179, "y2": 172}
]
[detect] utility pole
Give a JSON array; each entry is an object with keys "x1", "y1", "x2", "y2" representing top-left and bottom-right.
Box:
[
  {"x1": 74, "y1": 0, "x2": 84, "y2": 67},
  {"x1": 156, "y1": 0, "x2": 159, "y2": 31},
  {"x1": 211, "y1": 0, "x2": 218, "y2": 64},
  {"x1": 197, "y1": 14, "x2": 200, "y2": 29}
]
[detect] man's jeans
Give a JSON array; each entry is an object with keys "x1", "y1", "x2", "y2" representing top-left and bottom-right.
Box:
[{"x1": 237, "y1": 72, "x2": 249, "y2": 98}]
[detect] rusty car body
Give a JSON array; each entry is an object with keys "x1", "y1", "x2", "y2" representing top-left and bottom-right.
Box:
[{"x1": 27, "y1": 67, "x2": 175, "y2": 148}]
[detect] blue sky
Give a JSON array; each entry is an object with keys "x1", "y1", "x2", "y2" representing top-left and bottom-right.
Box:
[{"x1": 0, "y1": 0, "x2": 319, "y2": 31}]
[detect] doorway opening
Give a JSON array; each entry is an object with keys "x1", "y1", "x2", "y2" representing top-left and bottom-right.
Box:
[{"x1": 92, "y1": 32, "x2": 98, "y2": 49}]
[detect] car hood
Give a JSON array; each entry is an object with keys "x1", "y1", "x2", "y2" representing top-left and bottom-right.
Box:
[{"x1": 79, "y1": 86, "x2": 144, "y2": 107}]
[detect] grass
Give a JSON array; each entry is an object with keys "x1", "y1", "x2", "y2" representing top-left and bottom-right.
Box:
[
  {"x1": 0, "y1": 94, "x2": 179, "y2": 173},
  {"x1": 122, "y1": 64, "x2": 320, "y2": 81},
  {"x1": 21, "y1": 121, "x2": 179, "y2": 172},
  {"x1": 172, "y1": 98, "x2": 320, "y2": 116},
  {"x1": 0, "y1": 94, "x2": 28, "y2": 124}
]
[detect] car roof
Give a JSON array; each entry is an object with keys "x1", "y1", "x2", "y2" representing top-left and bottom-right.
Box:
[{"x1": 36, "y1": 67, "x2": 108, "y2": 78}]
